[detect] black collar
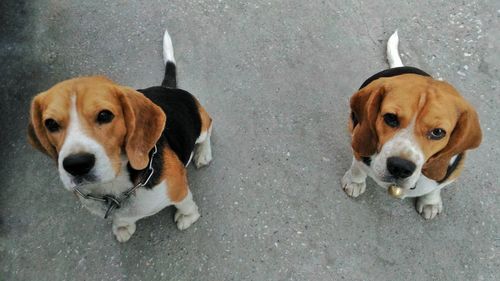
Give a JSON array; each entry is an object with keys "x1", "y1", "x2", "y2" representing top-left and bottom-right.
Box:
[{"x1": 73, "y1": 145, "x2": 158, "y2": 219}]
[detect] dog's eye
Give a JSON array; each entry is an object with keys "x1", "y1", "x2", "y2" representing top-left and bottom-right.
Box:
[
  {"x1": 383, "y1": 113, "x2": 399, "y2": 128},
  {"x1": 44, "y1": 118, "x2": 61, "y2": 132},
  {"x1": 96, "y1": 110, "x2": 114, "y2": 124},
  {"x1": 428, "y1": 128, "x2": 446, "y2": 140}
]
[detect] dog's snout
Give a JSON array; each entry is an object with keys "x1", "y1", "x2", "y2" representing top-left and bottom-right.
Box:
[
  {"x1": 63, "y1": 153, "x2": 95, "y2": 176},
  {"x1": 387, "y1": 157, "x2": 416, "y2": 179}
]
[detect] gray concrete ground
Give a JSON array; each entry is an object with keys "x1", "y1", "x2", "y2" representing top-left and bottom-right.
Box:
[{"x1": 1, "y1": 0, "x2": 499, "y2": 280}]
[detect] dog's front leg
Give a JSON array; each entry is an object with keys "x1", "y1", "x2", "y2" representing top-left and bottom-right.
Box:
[
  {"x1": 174, "y1": 190, "x2": 200, "y2": 230},
  {"x1": 416, "y1": 188, "x2": 443, "y2": 220},
  {"x1": 78, "y1": 196, "x2": 138, "y2": 242},
  {"x1": 341, "y1": 157, "x2": 368, "y2": 197},
  {"x1": 112, "y1": 216, "x2": 138, "y2": 243}
]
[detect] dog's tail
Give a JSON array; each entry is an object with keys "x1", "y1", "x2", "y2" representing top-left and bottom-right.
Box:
[
  {"x1": 387, "y1": 30, "x2": 404, "y2": 68},
  {"x1": 161, "y1": 28, "x2": 177, "y2": 88}
]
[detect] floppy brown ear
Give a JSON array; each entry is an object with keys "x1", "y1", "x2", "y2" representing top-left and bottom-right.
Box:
[
  {"x1": 422, "y1": 100, "x2": 482, "y2": 181},
  {"x1": 28, "y1": 95, "x2": 58, "y2": 160},
  {"x1": 117, "y1": 86, "x2": 166, "y2": 170},
  {"x1": 349, "y1": 80, "x2": 385, "y2": 159}
]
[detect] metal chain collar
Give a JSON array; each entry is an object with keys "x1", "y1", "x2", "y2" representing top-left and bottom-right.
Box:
[{"x1": 73, "y1": 145, "x2": 158, "y2": 219}]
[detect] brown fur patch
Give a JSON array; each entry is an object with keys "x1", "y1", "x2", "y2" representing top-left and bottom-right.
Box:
[
  {"x1": 349, "y1": 78, "x2": 386, "y2": 160},
  {"x1": 29, "y1": 88, "x2": 72, "y2": 160},
  {"x1": 162, "y1": 147, "x2": 188, "y2": 203},
  {"x1": 116, "y1": 86, "x2": 166, "y2": 170},
  {"x1": 196, "y1": 100, "x2": 212, "y2": 134}
]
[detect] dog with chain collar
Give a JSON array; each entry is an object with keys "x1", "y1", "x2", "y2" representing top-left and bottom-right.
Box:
[{"x1": 28, "y1": 28, "x2": 213, "y2": 242}]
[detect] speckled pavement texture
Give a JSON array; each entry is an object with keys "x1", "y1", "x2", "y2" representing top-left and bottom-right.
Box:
[{"x1": 1, "y1": 1, "x2": 499, "y2": 280}]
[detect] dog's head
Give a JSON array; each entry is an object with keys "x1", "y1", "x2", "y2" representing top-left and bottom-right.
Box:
[
  {"x1": 349, "y1": 74, "x2": 481, "y2": 189},
  {"x1": 28, "y1": 76, "x2": 166, "y2": 189}
]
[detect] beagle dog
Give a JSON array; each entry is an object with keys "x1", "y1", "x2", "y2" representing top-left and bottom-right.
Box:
[
  {"x1": 28, "y1": 28, "x2": 213, "y2": 242},
  {"x1": 342, "y1": 31, "x2": 482, "y2": 219}
]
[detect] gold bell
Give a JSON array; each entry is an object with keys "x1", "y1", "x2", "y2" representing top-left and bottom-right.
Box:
[{"x1": 388, "y1": 185, "x2": 404, "y2": 198}]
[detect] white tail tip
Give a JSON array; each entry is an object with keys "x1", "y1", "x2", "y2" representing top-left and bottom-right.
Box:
[
  {"x1": 387, "y1": 30, "x2": 403, "y2": 68},
  {"x1": 163, "y1": 28, "x2": 175, "y2": 64}
]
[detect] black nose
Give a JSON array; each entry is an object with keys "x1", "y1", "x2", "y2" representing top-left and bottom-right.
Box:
[
  {"x1": 63, "y1": 153, "x2": 95, "y2": 176},
  {"x1": 387, "y1": 157, "x2": 416, "y2": 179}
]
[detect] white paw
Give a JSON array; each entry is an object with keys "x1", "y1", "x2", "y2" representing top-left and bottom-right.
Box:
[
  {"x1": 194, "y1": 147, "x2": 212, "y2": 168},
  {"x1": 112, "y1": 223, "x2": 136, "y2": 243},
  {"x1": 416, "y1": 199, "x2": 443, "y2": 220},
  {"x1": 174, "y1": 209, "x2": 200, "y2": 230},
  {"x1": 341, "y1": 170, "x2": 366, "y2": 197}
]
